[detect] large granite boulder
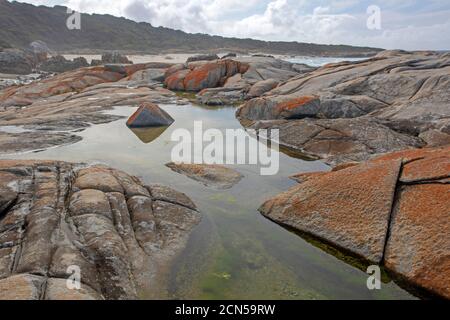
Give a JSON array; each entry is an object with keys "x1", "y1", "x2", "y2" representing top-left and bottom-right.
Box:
[
  {"x1": 126, "y1": 102, "x2": 174, "y2": 128},
  {"x1": 237, "y1": 51, "x2": 450, "y2": 164},
  {"x1": 164, "y1": 59, "x2": 248, "y2": 92},
  {"x1": 0, "y1": 49, "x2": 34, "y2": 75},
  {"x1": 38, "y1": 55, "x2": 89, "y2": 73},
  {"x1": 260, "y1": 146, "x2": 450, "y2": 299},
  {"x1": 197, "y1": 87, "x2": 246, "y2": 106},
  {"x1": 0, "y1": 160, "x2": 201, "y2": 300}
]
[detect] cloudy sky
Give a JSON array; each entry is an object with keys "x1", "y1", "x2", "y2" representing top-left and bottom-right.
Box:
[{"x1": 14, "y1": 0, "x2": 450, "y2": 50}]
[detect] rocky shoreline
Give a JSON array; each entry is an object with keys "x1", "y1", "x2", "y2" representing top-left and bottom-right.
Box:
[{"x1": 0, "y1": 49, "x2": 449, "y2": 300}]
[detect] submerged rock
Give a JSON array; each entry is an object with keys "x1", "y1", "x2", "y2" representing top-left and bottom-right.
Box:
[
  {"x1": 126, "y1": 102, "x2": 174, "y2": 128},
  {"x1": 166, "y1": 162, "x2": 243, "y2": 190},
  {"x1": 260, "y1": 146, "x2": 450, "y2": 299},
  {"x1": 0, "y1": 160, "x2": 201, "y2": 300}
]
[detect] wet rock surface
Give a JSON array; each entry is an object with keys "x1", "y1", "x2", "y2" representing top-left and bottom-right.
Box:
[
  {"x1": 237, "y1": 51, "x2": 450, "y2": 164},
  {"x1": 166, "y1": 162, "x2": 243, "y2": 190},
  {"x1": 0, "y1": 160, "x2": 201, "y2": 300},
  {"x1": 260, "y1": 146, "x2": 450, "y2": 299}
]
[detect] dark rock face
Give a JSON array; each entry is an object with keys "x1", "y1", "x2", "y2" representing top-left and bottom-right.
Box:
[
  {"x1": 38, "y1": 55, "x2": 89, "y2": 73},
  {"x1": 260, "y1": 146, "x2": 450, "y2": 299},
  {"x1": 126, "y1": 102, "x2": 174, "y2": 128},
  {"x1": 186, "y1": 54, "x2": 219, "y2": 63},
  {"x1": 29, "y1": 41, "x2": 50, "y2": 55},
  {"x1": 221, "y1": 53, "x2": 237, "y2": 59},
  {"x1": 0, "y1": 49, "x2": 34, "y2": 74},
  {"x1": 101, "y1": 52, "x2": 133, "y2": 64},
  {"x1": 0, "y1": 161, "x2": 201, "y2": 300},
  {"x1": 248, "y1": 79, "x2": 279, "y2": 98},
  {"x1": 165, "y1": 59, "x2": 248, "y2": 92},
  {"x1": 237, "y1": 51, "x2": 450, "y2": 164}
]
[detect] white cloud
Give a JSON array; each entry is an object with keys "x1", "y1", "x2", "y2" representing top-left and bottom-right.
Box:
[{"x1": 12, "y1": 0, "x2": 450, "y2": 50}]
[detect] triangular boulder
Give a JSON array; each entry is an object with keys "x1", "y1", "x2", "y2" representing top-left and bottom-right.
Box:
[{"x1": 126, "y1": 102, "x2": 174, "y2": 128}]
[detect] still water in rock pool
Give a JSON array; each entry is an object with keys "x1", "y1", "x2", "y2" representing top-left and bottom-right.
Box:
[{"x1": 1, "y1": 103, "x2": 415, "y2": 300}]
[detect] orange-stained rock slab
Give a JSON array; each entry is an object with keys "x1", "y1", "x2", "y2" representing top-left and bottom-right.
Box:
[
  {"x1": 260, "y1": 159, "x2": 402, "y2": 263},
  {"x1": 384, "y1": 184, "x2": 450, "y2": 299},
  {"x1": 401, "y1": 154, "x2": 450, "y2": 183},
  {"x1": 373, "y1": 146, "x2": 449, "y2": 163}
]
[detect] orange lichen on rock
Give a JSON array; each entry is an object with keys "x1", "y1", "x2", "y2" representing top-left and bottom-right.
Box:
[
  {"x1": 0, "y1": 66, "x2": 126, "y2": 107},
  {"x1": 385, "y1": 183, "x2": 450, "y2": 299},
  {"x1": 289, "y1": 171, "x2": 329, "y2": 183},
  {"x1": 275, "y1": 96, "x2": 318, "y2": 112},
  {"x1": 164, "y1": 69, "x2": 189, "y2": 91},
  {"x1": 183, "y1": 64, "x2": 217, "y2": 89},
  {"x1": 180, "y1": 59, "x2": 244, "y2": 92}
]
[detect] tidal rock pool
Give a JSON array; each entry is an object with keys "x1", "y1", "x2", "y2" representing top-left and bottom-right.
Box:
[{"x1": 0, "y1": 103, "x2": 416, "y2": 300}]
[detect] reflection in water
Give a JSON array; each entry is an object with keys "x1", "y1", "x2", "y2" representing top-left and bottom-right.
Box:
[{"x1": 130, "y1": 126, "x2": 170, "y2": 144}]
